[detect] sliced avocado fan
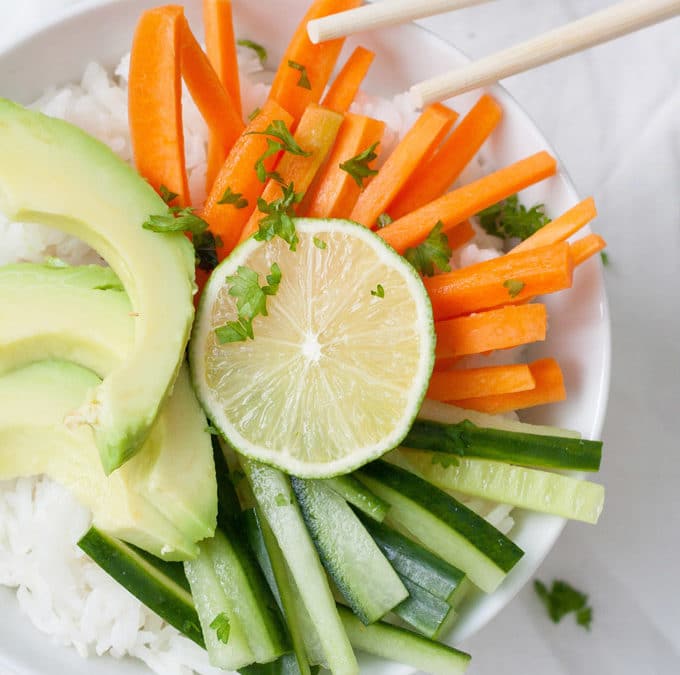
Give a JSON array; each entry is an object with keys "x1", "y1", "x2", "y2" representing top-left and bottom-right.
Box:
[{"x1": 0, "y1": 99, "x2": 195, "y2": 473}]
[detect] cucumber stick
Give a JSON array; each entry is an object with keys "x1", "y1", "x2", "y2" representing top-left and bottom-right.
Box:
[
  {"x1": 77, "y1": 527, "x2": 204, "y2": 647},
  {"x1": 404, "y1": 418, "x2": 601, "y2": 472},
  {"x1": 338, "y1": 605, "x2": 471, "y2": 675},
  {"x1": 358, "y1": 462, "x2": 523, "y2": 593},
  {"x1": 393, "y1": 576, "x2": 456, "y2": 639},
  {"x1": 394, "y1": 451, "x2": 605, "y2": 523},
  {"x1": 292, "y1": 478, "x2": 408, "y2": 624},
  {"x1": 357, "y1": 514, "x2": 465, "y2": 603},
  {"x1": 242, "y1": 459, "x2": 358, "y2": 675},
  {"x1": 240, "y1": 656, "x2": 320, "y2": 675},
  {"x1": 323, "y1": 474, "x2": 389, "y2": 522}
]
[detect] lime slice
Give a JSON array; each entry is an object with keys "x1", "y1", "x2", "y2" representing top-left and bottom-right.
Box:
[{"x1": 190, "y1": 218, "x2": 434, "y2": 477}]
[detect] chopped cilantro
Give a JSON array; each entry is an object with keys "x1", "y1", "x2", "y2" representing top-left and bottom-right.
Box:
[
  {"x1": 534, "y1": 579, "x2": 592, "y2": 630},
  {"x1": 237, "y1": 38, "x2": 267, "y2": 66},
  {"x1": 248, "y1": 107, "x2": 261, "y2": 122},
  {"x1": 339, "y1": 142, "x2": 379, "y2": 189},
  {"x1": 247, "y1": 120, "x2": 311, "y2": 182},
  {"x1": 159, "y1": 184, "x2": 178, "y2": 205},
  {"x1": 503, "y1": 278, "x2": 525, "y2": 298},
  {"x1": 275, "y1": 493, "x2": 290, "y2": 507},
  {"x1": 218, "y1": 187, "x2": 249, "y2": 209},
  {"x1": 404, "y1": 221, "x2": 452, "y2": 276},
  {"x1": 371, "y1": 284, "x2": 385, "y2": 298},
  {"x1": 287, "y1": 59, "x2": 311, "y2": 89},
  {"x1": 209, "y1": 612, "x2": 231, "y2": 644},
  {"x1": 431, "y1": 453, "x2": 459, "y2": 468},
  {"x1": 193, "y1": 230, "x2": 223, "y2": 272},
  {"x1": 142, "y1": 207, "x2": 209, "y2": 235},
  {"x1": 313, "y1": 237, "x2": 327, "y2": 250},
  {"x1": 477, "y1": 194, "x2": 550, "y2": 241},
  {"x1": 376, "y1": 212, "x2": 393, "y2": 229},
  {"x1": 600, "y1": 251, "x2": 610, "y2": 266},
  {"x1": 215, "y1": 263, "x2": 281, "y2": 343},
  {"x1": 443, "y1": 419, "x2": 476, "y2": 456},
  {"x1": 255, "y1": 182, "x2": 303, "y2": 250}
]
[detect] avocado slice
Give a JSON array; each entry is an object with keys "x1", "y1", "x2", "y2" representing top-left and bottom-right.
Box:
[
  {"x1": 0, "y1": 262, "x2": 217, "y2": 546},
  {"x1": 0, "y1": 99, "x2": 195, "y2": 473}
]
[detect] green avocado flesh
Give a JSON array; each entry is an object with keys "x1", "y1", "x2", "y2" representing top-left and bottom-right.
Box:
[
  {"x1": 0, "y1": 99, "x2": 196, "y2": 473},
  {"x1": 0, "y1": 263, "x2": 217, "y2": 559}
]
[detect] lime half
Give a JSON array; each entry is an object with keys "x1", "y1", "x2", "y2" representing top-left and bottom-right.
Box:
[{"x1": 190, "y1": 218, "x2": 434, "y2": 477}]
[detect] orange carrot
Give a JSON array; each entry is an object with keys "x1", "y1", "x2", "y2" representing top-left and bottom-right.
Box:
[
  {"x1": 129, "y1": 6, "x2": 189, "y2": 205},
  {"x1": 202, "y1": 100, "x2": 293, "y2": 259},
  {"x1": 301, "y1": 113, "x2": 385, "y2": 218},
  {"x1": 350, "y1": 104, "x2": 458, "y2": 229},
  {"x1": 512, "y1": 197, "x2": 597, "y2": 254},
  {"x1": 179, "y1": 14, "x2": 244, "y2": 160},
  {"x1": 378, "y1": 151, "x2": 557, "y2": 254},
  {"x1": 452, "y1": 358, "x2": 566, "y2": 413},
  {"x1": 446, "y1": 220, "x2": 476, "y2": 251},
  {"x1": 203, "y1": 0, "x2": 242, "y2": 191},
  {"x1": 435, "y1": 303, "x2": 547, "y2": 358},
  {"x1": 389, "y1": 94, "x2": 503, "y2": 219},
  {"x1": 268, "y1": 0, "x2": 361, "y2": 126},
  {"x1": 570, "y1": 233, "x2": 607, "y2": 266},
  {"x1": 321, "y1": 46, "x2": 375, "y2": 113},
  {"x1": 240, "y1": 104, "x2": 344, "y2": 242},
  {"x1": 427, "y1": 363, "x2": 536, "y2": 402},
  {"x1": 424, "y1": 241, "x2": 573, "y2": 321}
]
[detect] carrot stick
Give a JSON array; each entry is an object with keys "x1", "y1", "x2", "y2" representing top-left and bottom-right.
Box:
[
  {"x1": 427, "y1": 363, "x2": 536, "y2": 402},
  {"x1": 240, "y1": 104, "x2": 344, "y2": 242},
  {"x1": 268, "y1": 0, "x2": 361, "y2": 126},
  {"x1": 300, "y1": 113, "x2": 385, "y2": 218},
  {"x1": 452, "y1": 358, "x2": 566, "y2": 413},
  {"x1": 321, "y1": 46, "x2": 375, "y2": 113},
  {"x1": 129, "y1": 6, "x2": 189, "y2": 205},
  {"x1": 570, "y1": 233, "x2": 607, "y2": 266},
  {"x1": 202, "y1": 100, "x2": 293, "y2": 259},
  {"x1": 203, "y1": 0, "x2": 242, "y2": 191},
  {"x1": 446, "y1": 220, "x2": 476, "y2": 251},
  {"x1": 512, "y1": 197, "x2": 597, "y2": 254},
  {"x1": 435, "y1": 303, "x2": 547, "y2": 358},
  {"x1": 424, "y1": 241, "x2": 573, "y2": 321},
  {"x1": 379, "y1": 151, "x2": 557, "y2": 254},
  {"x1": 350, "y1": 103, "x2": 458, "y2": 228},
  {"x1": 389, "y1": 94, "x2": 503, "y2": 219}
]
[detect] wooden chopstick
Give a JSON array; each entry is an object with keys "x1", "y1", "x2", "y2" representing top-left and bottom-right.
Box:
[
  {"x1": 410, "y1": 0, "x2": 680, "y2": 106},
  {"x1": 306, "y1": 0, "x2": 493, "y2": 44}
]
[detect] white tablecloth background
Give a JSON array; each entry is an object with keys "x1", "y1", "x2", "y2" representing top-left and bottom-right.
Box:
[{"x1": 1, "y1": 1, "x2": 679, "y2": 673}]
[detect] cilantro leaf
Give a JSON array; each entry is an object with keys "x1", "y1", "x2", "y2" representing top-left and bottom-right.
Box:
[
  {"x1": 313, "y1": 237, "x2": 327, "y2": 250},
  {"x1": 477, "y1": 194, "x2": 550, "y2": 241},
  {"x1": 534, "y1": 579, "x2": 592, "y2": 630},
  {"x1": 142, "y1": 207, "x2": 209, "y2": 235},
  {"x1": 600, "y1": 251, "x2": 610, "y2": 267},
  {"x1": 159, "y1": 184, "x2": 178, "y2": 205},
  {"x1": 376, "y1": 212, "x2": 393, "y2": 229},
  {"x1": 193, "y1": 230, "x2": 223, "y2": 272},
  {"x1": 218, "y1": 187, "x2": 249, "y2": 209},
  {"x1": 237, "y1": 38, "x2": 267, "y2": 66},
  {"x1": 255, "y1": 182, "x2": 302, "y2": 250},
  {"x1": 371, "y1": 284, "x2": 385, "y2": 298},
  {"x1": 215, "y1": 318, "x2": 254, "y2": 344},
  {"x1": 404, "y1": 221, "x2": 452, "y2": 276},
  {"x1": 503, "y1": 278, "x2": 525, "y2": 298},
  {"x1": 209, "y1": 612, "x2": 231, "y2": 644},
  {"x1": 339, "y1": 142, "x2": 379, "y2": 189},
  {"x1": 431, "y1": 453, "x2": 460, "y2": 468},
  {"x1": 287, "y1": 59, "x2": 311, "y2": 89},
  {"x1": 247, "y1": 120, "x2": 310, "y2": 183}
]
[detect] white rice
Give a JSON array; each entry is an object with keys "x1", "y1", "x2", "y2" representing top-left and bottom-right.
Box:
[{"x1": 0, "y1": 50, "x2": 510, "y2": 675}]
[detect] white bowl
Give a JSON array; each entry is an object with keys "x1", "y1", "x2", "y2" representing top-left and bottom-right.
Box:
[{"x1": 0, "y1": 1, "x2": 610, "y2": 673}]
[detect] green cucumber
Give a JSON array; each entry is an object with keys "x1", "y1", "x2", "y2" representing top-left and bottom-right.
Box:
[
  {"x1": 292, "y1": 477, "x2": 408, "y2": 624},
  {"x1": 338, "y1": 605, "x2": 471, "y2": 675},
  {"x1": 242, "y1": 459, "x2": 358, "y2": 675},
  {"x1": 404, "y1": 418, "x2": 601, "y2": 472},
  {"x1": 240, "y1": 656, "x2": 320, "y2": 675},
  {"x1": 393, "y1": 576, "x2": 456, "y2": 639},
  {"x1": 323, "y1": 475, "x2": 389, "y2": 522},
  {"x1": 394, "y1": 451, "x2": 605, "y2": 523},
  {"x1": 357, "y1": 462, "x2": 524, "y2": 593},
  {"x1": 357, "y1": 514, "x2": 465, "y2": 603},
  {"x1": 77, "y1": 527, "x2": 204, "y2": 647}
]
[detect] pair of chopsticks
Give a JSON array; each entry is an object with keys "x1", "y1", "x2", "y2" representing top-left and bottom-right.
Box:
[{"x1": 307, "y1": 0, "x2": 680, "y2": 107}]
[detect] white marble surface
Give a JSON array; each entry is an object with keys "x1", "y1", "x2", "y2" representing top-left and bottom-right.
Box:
[{"x1": 0, "y1": 1, "x2": 679, "y2": 674}]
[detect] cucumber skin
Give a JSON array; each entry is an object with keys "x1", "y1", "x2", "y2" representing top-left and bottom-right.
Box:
[
  {"x1": 323, "y1": 475, "x2": 389, "y2": 522},
  {"x1": 393, "y1": 576, "x2": 455, "y2": 639},
  {"x1": 359, "y1": 462, "x2": 524, "y2": 574},
  {"x1": 78, "y1": 527, "x2": 204, "y2": 647},
  {"x1": 240, "y1": 655, "x2": 320, "y2": 675}
]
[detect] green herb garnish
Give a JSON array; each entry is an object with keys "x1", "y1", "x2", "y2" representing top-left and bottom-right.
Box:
[
  {"x1": 339, "y1": 142, "x2": 379, "y2": 189},
  {"x1": 237, "y1": 38, "x2": 267, "y2": 66},
  {"x1": 371, "y1": 284, "x2": 385, "y2": 298},
  {"x1": 159, "y1": 184, "x2": 179, "y2": 205},
  {"x1": 313, "y1": 237, "x2": 327, "y2": 250},
  {"x1": 142, "y1": 207, "x2": 209, "y2": 235},
  {"x1": 477, "y1": 194, "x2": 550, "y2": 241},
  {"x1": 209, "y1": 613, "x2": 231, "y2": 644},
  {"x1": 534, "y1": 579, "x2": 593, "y2": 630},
  {"x1": 376, "y1": 212, "x2": 393, "y2": 229},
  {"x1": 255, "y1": 182, "x2": 303, "y2": 250},
  {"x1": 503, "y1": 278, "x2": 525, "y2": 298},
  {"x1": 287, "y1": 59, "x2": 311, "y2": 89},
  {"x1": 248, "y1": 120, "x2": 311, "y2": 182},
  {"x1": 404, "y1": 221, "x2": 452, "y2": 276},
  {"x1": 218, "y1": 187, "x2": 249, "y2": 209},
  {"x1": 600, "y1": 251, "x2": 610, "y2": 266}
]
